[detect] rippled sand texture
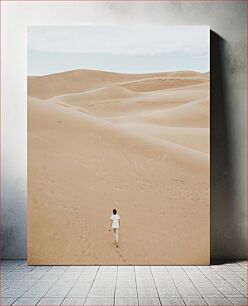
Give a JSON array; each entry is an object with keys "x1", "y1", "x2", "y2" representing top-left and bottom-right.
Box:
[{"x1": 28, "y1": 69, "x2": 210, "y2": 265}]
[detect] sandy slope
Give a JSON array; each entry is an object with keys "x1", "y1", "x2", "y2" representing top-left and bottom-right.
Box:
[
  {"x1": 118, "y1": 123, "x2": 209, "y2": 153},
  {"x1": 28, "y1": 69, "x2": 210, "y2": 265},
  {"x1": 112, "y1": 97, "x2": 210, "y2": 128},
  {"x1": 47, "y1": 82, "x2": 209, "y2": 119}
]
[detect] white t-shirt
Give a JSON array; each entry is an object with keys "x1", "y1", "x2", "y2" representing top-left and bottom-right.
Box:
[{"x1": 111, "y1": 214, "x2": 120, "y2": 229}]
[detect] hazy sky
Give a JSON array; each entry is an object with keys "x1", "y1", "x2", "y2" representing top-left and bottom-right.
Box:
[{"x1": 28, "y1": 25, "x2": 209, "y2": 75}]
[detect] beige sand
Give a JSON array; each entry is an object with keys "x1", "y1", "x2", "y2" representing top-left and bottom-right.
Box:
[{"x1": 28, "y1": 69, "x2": 210, "y2": 265}]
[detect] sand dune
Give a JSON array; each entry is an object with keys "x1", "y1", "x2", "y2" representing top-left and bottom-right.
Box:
[
  {"x1": 47, "y1": 82, "x2": 208, "y2": 116},
  {"x1": 28, "y1": 69, "x2": 210, "y2": 265},
  {"x1": 28, "y1": 69, "x2": 169, "y2": 99},
  {"x1": 28, "y1": 69, "x2": 208, "y2": 99},
  {"x1": 28, "y1": 97, "x2": 209, "y2": 265}
]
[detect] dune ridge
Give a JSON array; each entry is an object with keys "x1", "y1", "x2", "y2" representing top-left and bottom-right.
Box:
[
  {"x1": 28, "y1": 69, "x2": 210, "y2": 265},
  {"x1": 28, "y1": 69, "x2": 209, "y2": 99}
]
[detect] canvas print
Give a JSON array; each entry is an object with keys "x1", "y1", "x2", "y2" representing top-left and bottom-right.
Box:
[{"x1": 27, "y1": 26, "x2": 210, "y2": 264}]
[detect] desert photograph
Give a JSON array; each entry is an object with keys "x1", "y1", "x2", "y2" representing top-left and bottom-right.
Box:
[{"x1": 27, "y1": 26, "x2": 210, "y2": 265}]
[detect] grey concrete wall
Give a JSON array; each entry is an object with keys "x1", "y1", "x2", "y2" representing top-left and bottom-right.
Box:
[{"x1": 1, "y1": 1, "x2": 246, "y2": 261}]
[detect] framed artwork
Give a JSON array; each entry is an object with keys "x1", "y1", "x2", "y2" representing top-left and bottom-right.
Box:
[{"x1": 27, "y1": 25, "x2": 210, "y2": 265}]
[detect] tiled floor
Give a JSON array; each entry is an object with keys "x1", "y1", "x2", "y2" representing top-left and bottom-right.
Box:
[{"x1": 1, "y1": 260, "x2": 247, "y2": 305}]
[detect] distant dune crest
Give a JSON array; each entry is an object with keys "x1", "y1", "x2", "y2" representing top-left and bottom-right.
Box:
[{"x1": 28, "y1": 69, "x2": 209, "y2": 99}]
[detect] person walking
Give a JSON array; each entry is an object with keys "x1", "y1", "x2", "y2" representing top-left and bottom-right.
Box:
[{"x1": 109, "y1": 209, "x2": 120, "y2": 247}]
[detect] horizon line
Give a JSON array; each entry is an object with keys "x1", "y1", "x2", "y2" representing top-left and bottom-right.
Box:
[{"x1": 27, "y1": 67, "x2": 210, "y2": 78}]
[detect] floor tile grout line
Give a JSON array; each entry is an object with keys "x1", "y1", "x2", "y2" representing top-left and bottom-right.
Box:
[
  {"x1": 84, "y1": 266, "x2": 100, "y2": 304},
  {"x1": 201, "y1": 296, "x2": 227, "y2": 306},
  {"x1": 60, "y1": 265, "x2": 86, "y2": 305},
  {"x1": 165, "y1": 266, "x2": 186, "y2": 306},
  {"x1": 213, "y1": 268, "x2": 247, "y2": 292},
  {"x1": 19, "y1": 275, "x2": 59, "y2": 300},
  {"x1": 9, "y1": 296, "x2": 19, "y2": 306},
  {"x1": 113, "y1": 266, "x2": 118, "y2": 305},
  {"x1": 8, "y1": 295, "x2": 42, "y2": 306},
  {"x1": 32, "y1": 265, "x2": 53, "y2": 274},
  {"x1": 225, "y1": 263, "x2": 247, "y2": 271},
  {"x1": 232, "y1": 269, "x2": 247, "y2": 283},
  {"x1": 211, "y1": 264, "x2": 236, "y2": 274},
  {"x1": 149, "y1": 266, "x2": 162, "y2": 305},
  {"x1": 16, "y1": 262, "x2": 36, "y2": 273},
  {"x1": 226, "y1": 296, "x2": 247, "y2": 306},
  {"x1": 35, "y1": 295, "x2": 43, "y2": 305},
  {"x1": 195, "y1": 266, "x2": 227, "y2": 298},
  {"x1": 236, "y1": 261, "x2": 247, "y2": 271},
  {"x1": 181, "y1": 265, "x2": 207, "y2": 303},
  {"x1": 213, "y1": 268, "x2": 247, "y2": 297},
  {"x1": 134, "y1": 266, "x2": 139, "y2": 305},
  {"x1": 10, "y1": 276, "x2": 42, "y2": 301},
  {"x1": 21, "y1": 268, "x2": 50, "y2": 287},
  {"x1": 23, "y1": 266, "x2": 82, "y2": 303},
  {"x1": 6, "y1": 262, "x2": 60, "y2": 302},
  {"x1": 212, "y1": 263, "x2": 247, "y2": 281}
]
